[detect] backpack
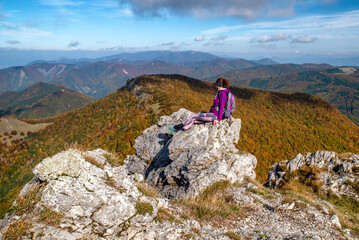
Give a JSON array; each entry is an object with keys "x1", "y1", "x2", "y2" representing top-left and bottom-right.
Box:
[{"x1": 218, "y1": 91, "x2": 235, "y2": 118}]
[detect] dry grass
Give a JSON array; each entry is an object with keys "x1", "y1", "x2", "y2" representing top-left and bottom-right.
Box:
[
  {"x1": 136, "y1": 201, "x2": 153, "y2": 216},
  {"x1": 136, "y1": 183, "x2": 159, "y2": 198},
  {"x1": 244, "y1": 178, "x2": 275, "y2": 198},
  {"x1": 281, "y1": 165, "x2": 324, "y2": 194},
  {"x1": 225, "y1": 231, "x2": 242, "y2": 240},
  {"x1": 337, "y1": 152, "x2": 357, "y2": 159},
  {"x1": 0, "y1": 118, "x2": 51, "y2": 145},
  {"x1": 3, "y1": 218, "x2": 32, "y2": 240},
  {"x1": 175, "y1": 181, "x2": 241, "y2": 221},
  {"x1": 8, "y1": 182, "x2": 46, "y2": 216},
  {"x1": 105, "y1": 175, "x2": 126, "y2": 193},
  {"x1": 281, "y1": 195, "x2": 297, "y2": 205},
  {"x1": 103, "y1": 152, "x2": 124, "y2": 166},
  {"x1": 276, "y1": 165, "x2": 359, "y2": 234},
  {"x1": 154, "y1": 208, "x2": 181, "y2": 223},
  {"x1": 38, "y1": 206, "x2": 63, "y2": 226},
  {"x1": 83, "y1": 155, "x2": 105, "y2": 169}
]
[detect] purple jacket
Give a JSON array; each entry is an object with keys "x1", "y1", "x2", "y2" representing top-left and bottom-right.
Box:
[{"x1": 209, "y1": 88, "x2": 230, "y2": 121}]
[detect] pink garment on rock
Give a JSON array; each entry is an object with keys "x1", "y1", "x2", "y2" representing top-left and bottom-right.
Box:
[{"x1": 182, "y1": 112, "x2": 217, "y2": 130}]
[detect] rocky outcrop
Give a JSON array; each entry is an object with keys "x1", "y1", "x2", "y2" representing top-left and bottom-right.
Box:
[
  {"x1": 126, "y1": 108, "x2": 257, "y2": 198},
  {"x1": 0, "y1": 149, "x2": 226, "y2": 240},
  {"x1": 267, "y1": 151, "x2": 359, "y2": 200},
  {"x1": 0, "y1": 149, "x2": 354, "y2": 239},
  {"x1": 1, "y1": 109, "x2": 358, "y2": 239}
]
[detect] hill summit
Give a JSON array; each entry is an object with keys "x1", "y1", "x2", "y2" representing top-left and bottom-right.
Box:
[
  {"x1": 0, "y1": 74, "x2": 358, "y2": 226},
  {"x1": 126, "y1": 108, "x2": 256, "y2": 198},
  {"x1": 0, "y1": 109, "x2": 357, "y2": 239}
]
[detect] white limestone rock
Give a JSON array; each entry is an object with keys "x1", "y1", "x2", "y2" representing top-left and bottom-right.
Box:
[{"x1": 126, "y1": 108, "x2": 257, "y2": 198}]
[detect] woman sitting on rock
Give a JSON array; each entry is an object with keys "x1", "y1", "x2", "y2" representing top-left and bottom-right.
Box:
[{"x1": 167, "y1": 78, "x2": 233, "y2": 134}]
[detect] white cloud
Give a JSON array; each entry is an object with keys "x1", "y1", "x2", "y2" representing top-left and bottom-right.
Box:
[
  {"x1": 1, "y1": 22, "x2": 52, "y2": 38},
  {"x1": 118, "y1": 0, "x2": 300, "y2": 19},
  {"x1": 212, "y1": 34, "x2": 228, "y2": 41},
  {"x1": 161, "y1": 41, "x2": 174, "y2": 46},
  {"x1": 68, "y1": 40, "x2": 80, "y2": 48},
  {"x1": 203, "y1": 10, "x2": 359, "y2": 35},
  {"x1": 291, "y1": 36, "x2": 317, "y2": 43},
  {"x1": 203, "y1": 25, "x2": 242, "y2": 35},
  {"x1": 194, "y1": 35, "x2": 205, "y2": 41},
  {"x1": 170, "y1": 41, "x2": 191, "y2": 49},
  {"x1": 267, "y1": 0, "x2": 295, "y2": 17},
  {"x1": 251, "y1": 33, "x2": 291, "y2": 43},
  {"x1": 6, "y1": 40, "x2": 20, "y2": 44}
]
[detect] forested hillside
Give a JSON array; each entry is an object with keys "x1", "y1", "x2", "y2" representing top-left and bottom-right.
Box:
[{"x1": 1, "y1": 74, "x2": 358, "y2": 218}]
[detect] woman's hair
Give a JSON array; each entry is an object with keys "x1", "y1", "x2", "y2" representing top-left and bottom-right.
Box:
[{"x1": 216, "y1": 78, "x2": 229, "y2": 88}]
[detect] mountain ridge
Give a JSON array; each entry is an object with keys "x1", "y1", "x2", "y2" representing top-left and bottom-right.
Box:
[{"x1": 0, "y1": 82, "x2": 94, "y2": 119}]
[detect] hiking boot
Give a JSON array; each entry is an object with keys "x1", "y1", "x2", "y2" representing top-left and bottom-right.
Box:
[
  {"x1": 166, "y1": 125, "x2": 176, "y2": 135},
  {"x1": 174, "y1": 123, "x2": 184, "y2": 131}
]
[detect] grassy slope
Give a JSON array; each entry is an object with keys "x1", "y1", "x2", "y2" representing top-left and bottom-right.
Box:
[
  {"x1": 1, "y1": 74, "x2": 358, "y2": 218},
  {"x1": 0, "y1": 118, "x2": 51, "y2": 145}
]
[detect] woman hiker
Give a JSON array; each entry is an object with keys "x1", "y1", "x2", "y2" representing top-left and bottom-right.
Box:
[{"x1": 167, "y1": 78, "x2": 234, "y2": 134}]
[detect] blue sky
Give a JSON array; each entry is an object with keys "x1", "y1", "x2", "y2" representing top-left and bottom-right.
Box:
[{"x1": 0, "y1": 0, "x2": 359, "y2": 65}]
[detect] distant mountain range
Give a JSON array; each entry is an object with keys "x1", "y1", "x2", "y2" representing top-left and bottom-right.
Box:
[
  {"x1": 0, "y1": 51, "x2": 276, "y2": 99},
  {"x1": 205, "y1": 63, "x2": 333, "y2": 82},
  {"x1": 0, "y1": 82, "x2": 94, "y2": 119},
  {"x1": 2, "y1": 50, "x2": 359, "y2": 125},
  {"x1": 26, "y1": 50, "x2": 220, "y2": 66},
  {"x1": 222, "y1": 67, "x2": 359, "y2": 126}
]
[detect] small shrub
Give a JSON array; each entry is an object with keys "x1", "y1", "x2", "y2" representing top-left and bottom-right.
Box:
[
  {"x1": 9, "y1": 182, "x2": 45, "y2": 216},
  {"x1": 103, "y1": 152, "x2": 123, "y2": 166},
  {"x1": 27, "y1": 131, "x2": 32, "y2": 136},
  {"x1": 344, "y1": 180, "x2": 359, "y2": 195},
  {"x1": 295, "y1": 201, "x2": 307, "y2": 209},
  {"x1": 182, "y1": 233, "x2": 195, "y2": 240},
  {"x1": 258, "y1": 233, "x2": 269, "y2": 238},
  {"x1": 281, "y1": 165, "x2": 324, "y2": 194},
  {"x1": 20, "y1": 132, "x2": 25, "y2": 136},
  {"x1": 106, "y1": 175, "x2": 126, "y2": 193},
  {"x1": 177, "y1": 181, "x2": 241, "y2": 220},
  {"x1": 84, "y1": 155, "x2": 104, "y2": 169},
  {"x1": 38, "y1": 206, "x2": 63, "y2": 226},
  {"x1": 4, "y1": 131, "x2": 9, "y2": 136},
  {"x1": 192, "y1": 228, "x2": 202, "y2": 237},
  {"x1": 225, "y1": 231, "x2": 241, "y2": 240},
  {"x1": 136, "y1": 201, "x2": 153, "y2": 216},
  {"x1": 202, "y1": 181, "x2": 231, "y2": 196},
  {"x1": 136, "y1": 183, "x2": 158, "y2": 198},
  {"x1": 154, "y1": 208, "x2": 180, "y2": 223},
  {"x1": 3, "y1": 218, "x2": 32, "y2": 240},
  {"x1": 281, "y1": 195, "x2": 297, "y2": 205},
  {"x1": 248, "y1": 188, "x2": 272, "y2": 197},
  {"x1": 10, "y1": 130, "x2": 17, "y2": 136}
]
